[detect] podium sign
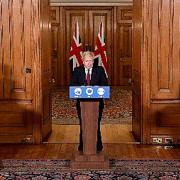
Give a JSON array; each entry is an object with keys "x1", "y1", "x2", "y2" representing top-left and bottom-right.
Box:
[
  {"x1": 69, "y1": 86, "x2": 110, "y2": 99},
  {"x1": 70, "y1": 86, "x2": 110, "y2": 169}
]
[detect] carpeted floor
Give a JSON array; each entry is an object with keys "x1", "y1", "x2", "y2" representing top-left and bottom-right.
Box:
[
  {"x1": 0, "y1": 159, "x2": 179, "y2": 179},
  {"x1": 52, "y1": 86, "x2": 132, "y2": 125}
]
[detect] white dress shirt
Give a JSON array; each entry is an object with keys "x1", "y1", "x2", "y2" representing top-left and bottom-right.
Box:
[{"x1": 85, "y1": 67, "x2": 92, "y2": 80}]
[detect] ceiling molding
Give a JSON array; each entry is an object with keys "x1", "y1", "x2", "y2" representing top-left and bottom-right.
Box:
[{"x1": 50, "y1": 0, "x2": 133, "y2": 6}]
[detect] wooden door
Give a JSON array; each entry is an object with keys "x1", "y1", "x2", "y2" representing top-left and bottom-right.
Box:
[
  {"x1": 114, "y1": 7, "x2": 132, "y2": 86},
  {"x1": 0, "y1": 0, "x2": 33, "y2": 143},
  {"x1": 0, "y1": 0, "x2": 51, "y2": 144}
]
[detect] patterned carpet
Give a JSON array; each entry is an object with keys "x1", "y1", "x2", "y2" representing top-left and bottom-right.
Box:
[
  {"x1": 0, "y1": 159, "x2": 179, "y2": 179},
  {"x1": 52, "y1": 86, "x2": 132, "y2": 125}
]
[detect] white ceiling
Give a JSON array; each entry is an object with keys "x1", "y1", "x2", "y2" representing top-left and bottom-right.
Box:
[{"x1": 50, "y1": 0, "x2": 133, "y2": 6}]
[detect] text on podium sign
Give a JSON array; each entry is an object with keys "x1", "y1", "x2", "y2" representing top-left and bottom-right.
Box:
[{"x1": 69, "y1": 86, "x2": 110, "y2": 99}]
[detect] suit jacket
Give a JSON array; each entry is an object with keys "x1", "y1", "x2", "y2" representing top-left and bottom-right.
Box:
[
  {"x1": 70, "y1": 65, "x2": 108, "y2": 107},
  {"x1": 70, "y1": 65, "x2": 108, "y2": 86}
]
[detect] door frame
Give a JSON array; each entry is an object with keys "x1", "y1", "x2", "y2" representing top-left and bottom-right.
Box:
[
  {"x1": 132, "y1": 0, "x2": 150, "y2": 144},
  {"x1": 48, "y1": 1, "x2": 148, "y2": 144}
]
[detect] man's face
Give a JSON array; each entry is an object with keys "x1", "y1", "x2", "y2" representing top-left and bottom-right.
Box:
[{"x1": 83, "y1": 55, "x2": 94, "y2": 69}]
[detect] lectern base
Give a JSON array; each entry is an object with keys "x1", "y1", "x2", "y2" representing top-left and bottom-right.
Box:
[{"x1": 71, "y1": 151, "x2": 109, "y2": 169}]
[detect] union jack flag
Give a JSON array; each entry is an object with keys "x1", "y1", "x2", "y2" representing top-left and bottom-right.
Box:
[
  {"x1": 94, "y1": 22, "x2": 108, "y2": 77},
  {"x1": 69, "y1": 21, "x2": 83, "y2": 70}
]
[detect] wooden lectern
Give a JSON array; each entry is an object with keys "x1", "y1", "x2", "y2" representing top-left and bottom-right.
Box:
[{"x1": 71, "y1": 101, "x2": 109, "y2": 169}]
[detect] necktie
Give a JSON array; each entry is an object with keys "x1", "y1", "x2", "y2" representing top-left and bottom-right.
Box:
[{"x1": 86, "y1": 69, "x2": 90, "y2": 86}]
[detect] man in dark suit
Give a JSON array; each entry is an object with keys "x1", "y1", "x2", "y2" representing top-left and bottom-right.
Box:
[{"x1": 70, "y1": 51, "x2": 108, "y2": 151}]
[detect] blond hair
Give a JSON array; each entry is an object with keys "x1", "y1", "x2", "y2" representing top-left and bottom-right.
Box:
[{"x1": 82, "y1": 51, "x2": 94, "y2": 61}]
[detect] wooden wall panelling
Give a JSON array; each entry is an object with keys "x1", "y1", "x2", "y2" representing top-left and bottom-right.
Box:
[
  {"x1": 136, "y1": 0, "x2": 180, "y2": 144},
  {"x1": 10, "y1": 0, "x2": 29, "y2": 99},
  {"x1": 0, "y1": 105, "x2": 33, "y2": 133},
  {"x1": 51, "y1": 25, "x2": 59, "y2": 85},
  {"x1": 31, "y1": 0, "x2": 43, "y2": 144},
  {"x1": 51, "y1": 7, "x2": 60, "y2": 24},
  {"x1": 59, "y1": 7, "x2": 66, "y2": 86},
  {"x1": 4, "y1": 0, "x2": 32, "y2": 100},
  {"x1": 150, "y1": 0, "x2": 180, "y2": 100},
  {"x1": 0, "y1": 103, "x2": 33, "y2": 143},
  {"x1": 116, "y1": 6, "x2": 132, "y2": 86},
  {"x1": 31, "y1": 0, "x2": 52, "y2": 143},
  {"x1": 133, "y1": 0, "x2": 180, "y2": 144},
  {"x1": 51, "y1": 6, "x2": 66, "y2": 87},
  {"x1": 0, "y1": 0, "x2": 11, "y2": 98},
  {"x1": 148, "y1": 0, "x2": 180, "y2": 143},
  {"x1": 113, "y1": 7, "x2": 117, "y2": 86},
  {"x1": 51, "y1": 7, "x2": 59, "y2": 86},
  {"x1": 141, "y1": 0, "x2": 152, "y2": 144},
  {"x1": 150, "y1": 103, "x2": 180, "y2": 133},
  {"x1": 0, "y1": 1, "x2": 2, "y2": 98}
]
